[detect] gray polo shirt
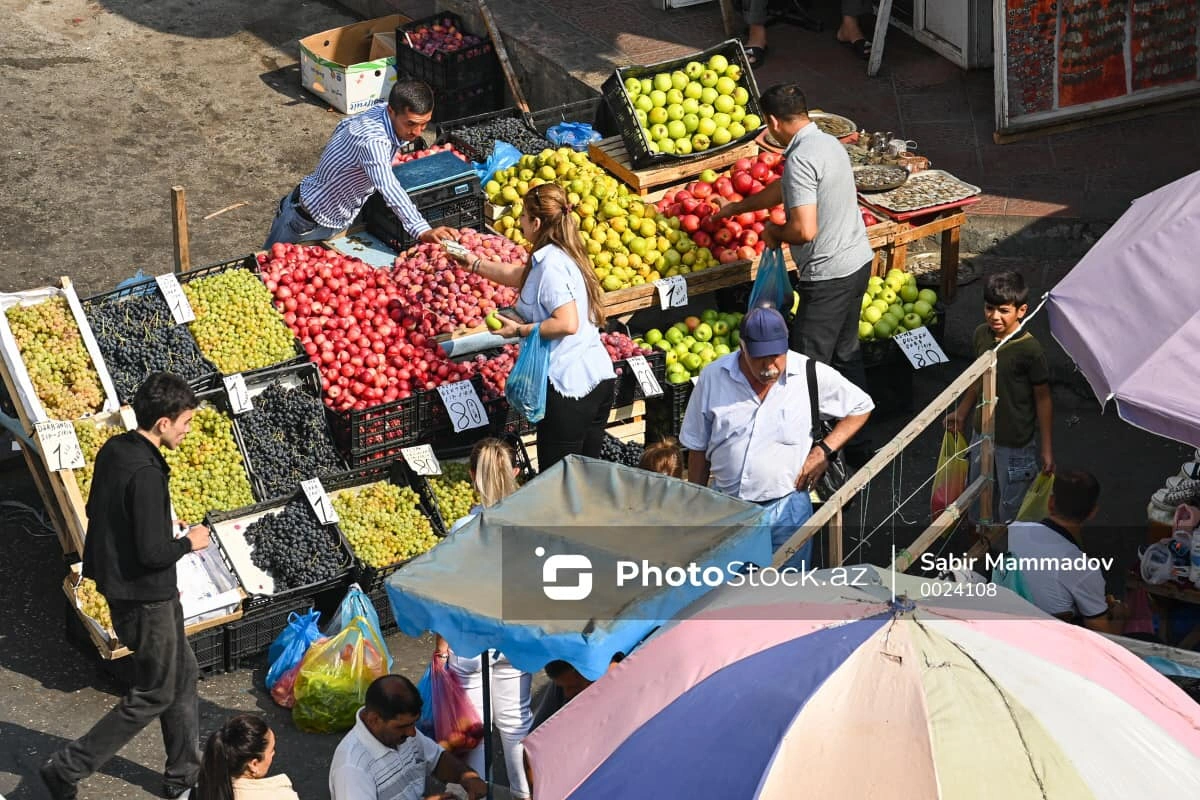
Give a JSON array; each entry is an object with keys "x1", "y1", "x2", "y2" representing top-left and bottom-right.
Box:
[{"x1": 781, "y1": 121, "x2": 873, "y2": 281}]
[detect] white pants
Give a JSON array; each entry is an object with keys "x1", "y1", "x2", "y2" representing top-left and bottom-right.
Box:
[{"x1": 448, "y1": 652, "x2": 532, "y2": 798}]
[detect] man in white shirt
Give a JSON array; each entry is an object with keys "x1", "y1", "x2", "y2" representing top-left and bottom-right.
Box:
[
  {"x1": 1005, "y1": 469, "x2": 1126, "y2": 632},
  {"x1": 330, "y1": 675, "x2": 488, "y2": 800},
  {"x1": 680, "y1": 307, "x2": 873, "y2": 568}
]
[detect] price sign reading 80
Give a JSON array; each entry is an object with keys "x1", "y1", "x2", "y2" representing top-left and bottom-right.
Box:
[
  {"x1": 437, "y1": 381, "x2": 488, "y2": 433},
  {"x1": 893, "y1": 327, "x2": 949, "y2": 370},
  {"x1": 654, "y1": 275, "x2": 688, "y2": 310},
  {"x1": 36, "y1": 420, "x2": 85, "y2": 472},
  {"x1": 401, "y1": 444, "x2": 442, "y2": 476}
]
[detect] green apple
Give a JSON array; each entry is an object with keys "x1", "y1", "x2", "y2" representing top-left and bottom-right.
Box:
[
  {"x1": 667, "y1": 369, "x2": 690, "y2": 384},
  {"x1": 701, "y1": 308, "x2": 719, "y2": 322},
  {"x1": 666, "y1": 103, "x2": 685, "y2": 121},
  {"x1": 699, "y1": 349, "x2": 717, "y2": 365},
  {"x1": 694, "y1": 322, "x2": 713, "y2": 342},
  {"x1": 732, "y1": 86, "x2": 749, "y2": 105},
  {"x1": 699, "y1": 168, "x2": 719, "y2": 183},
  {"x1": 711, "y1": 127, "x2": 732, "y2": 146},
  {"x1": 485, "y1": 311, "x2": 502, "y2": 331},
  {"x1": 873, "y1": 319, "x2": 895, "y2": 339},
  {"x1": 913, "y1": 300, "x2": 933, "y2": 320},
  {"x1": 649, "y1": 122, "x2": 669, "y2": 140},
  {"x1": 902, "y1": 313, "x2": 923, "y2": 330},
  {"x1": 691, "y1": 133, "x2": 711, "y2": 152},
  {"x1": 684, "y1": 60, "x2": 705, "y2": 79},
  {"x1": 728, "y1": 121, "x2": 746, "y2": 140},
  {"x1": 682, "y1": 97, "x2": 700, "y2": 115},
  {"x1": 885, "y1": 274, "x2": 905, "y2": 292},
  {"x1": 699, "y1": 69, "x2": 720, "y2": 88},
  {"x1": 880, "y1": 287, "x2": 898, "y2": 304},
  {"x1": 666, "y1": 89, "x2": 685, "y2": 106},
  {"x1": 640, "y1": 77, "x2": 654, "y2": 94},
  {"x1": 712, "y1": 319, "x2": 730, "y2": 336},
  {"x1": 903, "y1": 302, "x2": 915, "y2": 314},
  {"x1": 918, "y1": 289, "x2": 938, "y2": 305},
  {"x1": 714, "y1": 94, "x2": 735, "y2": 114},
  {"x1": 684, "y1": 82, "x2": 703, "y2": 101},
  {"x1": 666, "y1": 119, "x2": 687, "y2": 139},
  {"x1": 697, "y1": 117, "x2": 717, "y2": 136},
  {"x1": 715, "y1": 76, "x2": 737, "y2": 96},
  {"x1": 713, "y1": 112, "x2": 732, "y2": 128},
  {"x1": 730, "y1": 329, "x2": 740, "y2": 346},
  {"x1": 635, "y1": 94, "x2": 654, "y2": 113},
  {"x1": 714, "y1": 343, "x2": 731, "y2": 356},
  {"x1": 697, "y1": 103, "x2": 716, "y2": 120},
  {"x1": 700, "y1": 86, "x2": 719, "y2": 105},
  {"x1": 862, "y1": 305, "x2": 883, "y2": 324},
  {"x1": 724, "y1": 63, "x2": 742, "y2": 81},
  {"x1": 862, "y1": 293, "x2": 872, "y2": 310},
  {"x1": 653, "y1": 72, "x2": 673, "y2": 92},
  {"x1": 664, "y1": 350, "x2": 679, "y2": 366},
  {"x1": 650, "y1": 89, "x2": 668, "y2": 108},
  {"x1": 683, "y1": 353, "x2": 703, "y2": 373},
  {"x1": 682, "y1": 113, "x2": 700, "y2": 133},
  {"x1": 707, "y1": 53, "x2": 729, "y2": 73},
  {"x1": 675, "y1": 137, "x2": 692, "y2": 155},
  {"x1": 900, "y1": 283, "x2": 919, "y2": 302},
  {"x1": 887, "y1": 303, "x2": 904, "y2": 319},
  {"x1": 667, "y1": 361, "x2": 687, "y2": 377},
  {"x1": 729, "y1": 106, "x2": 746, "y2": 123},
  {"x1": 658, "y1": 137, "x2": 676, "y2": 154},
  {"x1": 644, "y1": 328, "x2": 663, "y2": 345},
  {"x1": 665, "y1": 326, "x2": 684, "y2": 344},
  {"x1": 742, "y1": 114, "x2": 762, "y2": 130},
  {"x1": 671, "y1": 70, "x2": 689, "y2": 90},
  {"x1": 858, "y1": 321, "x2": 875, "y2": 340},
  {"x1": 624, "y1": 77, "x2": 642, "y2": 96}
]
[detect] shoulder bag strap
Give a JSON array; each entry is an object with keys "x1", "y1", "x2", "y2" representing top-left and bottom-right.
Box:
[{"x1": 806, "y1": 357, "x2": 821, "y2": 441}]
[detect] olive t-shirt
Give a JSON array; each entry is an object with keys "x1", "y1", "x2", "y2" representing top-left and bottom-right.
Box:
[{"x1": 972, "y1": 325, "x2": 1049, "y2": 447}]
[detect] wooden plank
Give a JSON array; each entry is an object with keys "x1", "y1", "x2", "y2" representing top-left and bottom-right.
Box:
[
  {"x1": 476, "y1": 0, "x2": 529, "y2": 113},
  {"x1": 171, "y1": 186, "x2": 190, "y2": 274},
  {"x1": 941, "y1": 219, "x2": 962, "y2": 303},
  {"x1": 891, "y1": 212, "x2": 967, "y2": 246},
  {"x1": 892, "y1": 475, "x2": 987, "y2": 573},
  {"x1": 718, "y1": 0, "x2": 738, "y2": 37},
  {"x1": 588, "y1": 136, "x2": 760, "y2": 196},
  {"x1": 828, "y1": 506, "x2": 844, "y2": 567},
  {"x1": 978, "y1": 353, "x2": 998, "y2": 524},
  {"x1": 867, "y1": 0, "x2": 894, "y2": 78}
]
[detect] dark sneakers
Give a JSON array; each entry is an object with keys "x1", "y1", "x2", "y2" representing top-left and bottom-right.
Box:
[
  {"x1": 162, "y1": 783, "x2": 193, "y2": 799},
  {"x1": 38, "y1": 761, "x2": 78, "y2": 800}
]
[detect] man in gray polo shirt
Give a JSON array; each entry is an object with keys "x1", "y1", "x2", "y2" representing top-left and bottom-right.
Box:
[{"x1": 714, "y1": 84, "x2": 873, "y2": 397}]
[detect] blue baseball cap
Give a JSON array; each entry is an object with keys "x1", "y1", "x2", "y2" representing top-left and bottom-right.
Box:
[{"x1": 740, "y1": 307, "x2": 790, "y2": 357}]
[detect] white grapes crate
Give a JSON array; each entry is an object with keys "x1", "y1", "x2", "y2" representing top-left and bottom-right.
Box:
[{"x1": 0, "y1": 279, "x2": 119, "y2": 428}]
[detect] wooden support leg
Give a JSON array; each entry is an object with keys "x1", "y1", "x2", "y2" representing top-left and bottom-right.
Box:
[
  {"x1": 891, "y1": 242, "x2": 908, "y2": 273},
  {"x1": 940, "y1": 216, "x2": 961, "y2": 303}
]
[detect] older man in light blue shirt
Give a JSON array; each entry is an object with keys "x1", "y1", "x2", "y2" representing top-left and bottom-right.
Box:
[{"x1": 680, "y1": 307, "x2": 872, "y2": 568}]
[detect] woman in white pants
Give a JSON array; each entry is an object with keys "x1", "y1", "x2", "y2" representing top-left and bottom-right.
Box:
[{"x1": 435, "y1": 438, "x2": 532, "y2": 798}]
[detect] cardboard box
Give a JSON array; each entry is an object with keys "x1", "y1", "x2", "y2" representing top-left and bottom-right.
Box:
[
  {"x1": 299, "y1": 14, "x2": 408, "y2": 114},
  {"x1": 370, "y1": 31, "x2": 396, "y2": 61}
]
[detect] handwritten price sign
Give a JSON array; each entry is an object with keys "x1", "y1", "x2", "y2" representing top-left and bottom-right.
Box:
[
  {"x1": 626, "y1": 355, "x2": 663, "y2": 398},
  {"x1": 893, "y1": 327, "x2": 949, "y2": 369},
  {"x1": 36, "y1": 420, "x2": 85, "y2": 472},
  {"x1": 223, "y1": 374, "x2": 253, "y2": 415},
  {"x1": 154, "y1": 273, "x2": 196, "y2": 324},
  {"x1": 654, "y1": 275, "x2": 688, "y2": 309},
  {"x1": 401, "y1": 444, "x2": 442, "y2": 476},
  {"x1": 436, "y1": 380, "x2": 488, "y2": 434},
  {"x1": 301, "y1": 478, "x2": 338, "y2": 525}
]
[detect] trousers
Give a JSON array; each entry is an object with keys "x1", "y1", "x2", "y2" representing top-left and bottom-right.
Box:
[
  {"x1": 761, "y1": 490, "x2": 815, "y2": 569},
  {"x1": 263, "y1": 187, "x2": 341, "y2": 249},
  {"x1": 535, "y1": 378, "x2": 615, "y2": 472},
  {"x1": 967, "y1": 434, "x2": 1040, "y2": 524},
  {"x1": 50, "y1": 596, "x2": 201, "y2": 790},
  {"x1": 744, "y1": 0, "x2": 874, "y2": 26},
  {"x1": 449, "y1": 653, "x2": 532, "y2": 799}
]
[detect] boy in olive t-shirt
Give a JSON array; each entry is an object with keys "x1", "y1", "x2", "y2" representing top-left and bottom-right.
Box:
[{"x1": 947, "y1": 271, "x2": 1053, "y2": 523}]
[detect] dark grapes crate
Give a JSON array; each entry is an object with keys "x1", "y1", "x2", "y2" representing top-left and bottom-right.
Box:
[
  {"x1": 224, "y1": 596, "x2": 316, "y2": 671},
  {"x1": 396, "y1": 11, "x2": 499, "y2": 91},
  {"x1": 646, "y1": 378, "x2": 693, "y2": 439},
  {"x1": 431, "y1": 78, "x2": 505, "y2": 125},
  {"x1": 232, "y1": 361, "x2": 348, "y2": 502},
  {"x1": 368, "y1": 586, "x2": 398, "y2": 634},
  {"x1": 529, "y1": 96, "x2": 618, "y2": 139},
  {"x1": 205, "y1": 493, "x2": 355, "y2": 613},
  {"x1": 436, "y1": 106, "x2": 528, "y2": 162},
  {"x1": 364, "y1": 194, "x2": 484, "y2": 255},
  {"x1": 323, "y1": 461, "x2": 444, "y2": 590},
  {"x1": 188, "y1": 625, "x2": 227, "y2": 674},
  {"x1": 328, "y1": 392, "x2": 424, "y2": 468},
  {"x1": 601, "y1": 39, "x2": 764, "y2": 169},
  {"x1": 611, "y1": 349, "x2": 667, "y2": 408}
]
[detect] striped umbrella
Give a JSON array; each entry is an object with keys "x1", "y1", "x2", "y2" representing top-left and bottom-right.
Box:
[{"x1": 524, "y1": 566, "x2": 1200, "y2": 799}]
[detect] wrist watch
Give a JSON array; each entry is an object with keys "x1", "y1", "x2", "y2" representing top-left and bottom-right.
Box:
[{"x1": 814, "y1": 440, "x2": 834, "y2": 459}]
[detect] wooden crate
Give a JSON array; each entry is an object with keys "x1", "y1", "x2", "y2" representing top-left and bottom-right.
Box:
[{"x1": 588, "y1": 136, "x2": 760, "y2": 197}]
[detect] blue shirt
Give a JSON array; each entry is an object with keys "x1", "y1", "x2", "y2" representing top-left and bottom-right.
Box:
[
  {"x1": 515, "y1": 245, "x2": 615, "y2": 398},
  {"x1": 679, "y1": 351, "x2": 873, "y2": 502},
  {"x1": 299, "y1": 103, "x2": 431, "y2": 237}
]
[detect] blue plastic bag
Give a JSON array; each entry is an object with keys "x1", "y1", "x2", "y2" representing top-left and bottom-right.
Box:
[
  {"x1": 748, "y1": 246, "x2": 791, "y2": 313},
  {"x1": 266, "y1": 609, "x2": 322, "y2": 691},
  {"x1": 547, "y1": 122, "x2": 601, "y2": 152},
  {"x1": 506, "y1": 324, "x2": 550, "y2": 424},
  {"x1": 473, "y1": 141, "x2": 523, "y2": 186},
  {"x1": 325, "y1": 584, "x2": 394, "y2": 670},
  {"x1": 416, "y1": 663, "x2": 435, "y2": 737}
]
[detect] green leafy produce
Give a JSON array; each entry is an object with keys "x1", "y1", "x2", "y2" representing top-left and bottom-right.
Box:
[
  {"x1": 183, "y1": 269, "x2": 296, "y2": 374},
  {"x1": 333, "y1": 482, "x2": 438, "y2": 568},
  {"x1": 6, "y1": 297, "x2": 105, "y2": 419},
  {"x1": 162, "y1": 405, "x2": 254, "y2": 523}
]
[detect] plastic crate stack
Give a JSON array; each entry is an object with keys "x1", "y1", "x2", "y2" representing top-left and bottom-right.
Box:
[{"x1": 395, "y1": 12, "x2": 503, "y2": 123}]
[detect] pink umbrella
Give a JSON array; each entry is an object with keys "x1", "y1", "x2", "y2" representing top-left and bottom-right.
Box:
[{"x1": 1048, "y1": 170, "x2": 1200, "y2": 447}]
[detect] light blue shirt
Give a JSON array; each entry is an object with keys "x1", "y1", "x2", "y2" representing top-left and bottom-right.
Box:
[
  {"x1": 515, "y1": 244, "x2": 615, "y2": 398},
  {"x1": 299, "y1": 103, "x2": 431, "y2": 237},
  {"x1": 679, "y1": 351, "x2": 873, "y2": 502}
]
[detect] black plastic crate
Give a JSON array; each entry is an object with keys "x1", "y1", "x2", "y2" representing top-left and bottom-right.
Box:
[
  {"x1": 611, "y1": 349, "x2": 668, "y2": 408},
  {"x1": 205, "y1": 491, "x2": 355, "y2": 613},
  {"x1": 432, "y1": 78, "x2": 505, "y2": 125},
  {"x1": 436, "y1": 106, "x2": 546, "y2": 162},
  {"x1": 646, "y1": 379, "x2": 693, "y2": 438},
  {"x1": 601, "y1": 39, "x2": 764, "y2": 169},
  {"x1": 224, "y1": 596, "x2": 316, "y2": 671},
  {"x1": 368, "y1": 586, "x2": 398, "y2": 634},
  {"x1": 232, "y1": 361, "x2": 347, "y2": 502},
  {"x1": 396, "y1": 11, "x2": 499, "y2": 91},
  {"x1": 328, "y1": 392, "x2": 423, "y2": 467},
  {"x1": 529, "y1": 96, "x2": 618, "y2": 140},
  {"x1": 189, "y1": 625, "x2": 227, "y2": 673},
  {"x1": 364, "y1": 194, "x2": 484, "y2": 254},
  {"x1": 187, "y1": 383, "x2": 263, "y2": 517},
  {"x1": 323, "y1": 461, "x2": 444, "y2": 588}
]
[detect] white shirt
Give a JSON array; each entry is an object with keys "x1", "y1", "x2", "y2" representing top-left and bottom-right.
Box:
[
  {"x1": 515, "y1": 244, "x2": 615, "y2": 399},
  {"x1": 329, "y1": 708, "x2": 444, "y2": 800},
  {"x1": 679, "y1": 351, "x2": 873, "y2": 502},
  {"x1": 1007, "y1": 521, "x2": 1108, "y2": 619}
]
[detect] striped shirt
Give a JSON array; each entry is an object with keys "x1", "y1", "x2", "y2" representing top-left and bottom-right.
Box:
[
  {"x1": 299, "y1": 102, "x2": 431, "y2": 237},
  {"x1": 329, "y1": 710, "x2": 443, "y2": 800}
]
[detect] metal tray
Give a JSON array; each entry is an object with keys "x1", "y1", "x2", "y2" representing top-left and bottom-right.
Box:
[
  {"x1": 809, "y1": 111, "x2": 857, "y2": 139},
  {"x1": 854, "y1": 165, "x2": 908, "y2": 193},
  {"x1": 858, "y1": 169, "x2": 981, "y2": 214}
]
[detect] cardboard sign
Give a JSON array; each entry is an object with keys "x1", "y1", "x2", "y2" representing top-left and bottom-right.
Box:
[
  {"x1": 436, "y1": 381, "x2": 488, "y2": 433},
  {"x1": 893, "y1": 326, "x2": 948, "y2": 369},
  {"x1": 626, "y1": 355, "x2": 663, "y2": 398},
  {"x1": 35, "y1": 420, "x2": 84, "y2": 472},
  {"x1": 401, "y1": 444, "x2": 442, "y2": 476},
  {"x1": 223, "y1": 374, "x2": 253, "y2": 415},
  {"x1": 301, "y1": 478, "x2": 339, "y2": 525},
  {"x1": 154, "y1": 273, "x2": 195, "y2": 324},
  {"x1": 654, "y1": 275, "x2": 688, "y2": 309}
]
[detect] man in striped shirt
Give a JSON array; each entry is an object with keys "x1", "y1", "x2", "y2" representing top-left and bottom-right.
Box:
[{"x1": 265, "y1": 79, "x2": 462, "y2": 249}]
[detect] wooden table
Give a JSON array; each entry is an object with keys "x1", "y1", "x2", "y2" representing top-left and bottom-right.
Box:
[
  {"x1": 588, "y1": 136, "x2": 760, "y2": 197},
  {"x1": 861, "y1": 207, "x2": 971, "y2": 302},
  {"x1": 1125, "y1": 573, "x2": 1200, "y2": 650}
]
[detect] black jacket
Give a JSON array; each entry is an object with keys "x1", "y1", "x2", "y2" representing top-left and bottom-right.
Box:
[{"x1": 81, "y1": 431, "x2": 190, "y2": 602}]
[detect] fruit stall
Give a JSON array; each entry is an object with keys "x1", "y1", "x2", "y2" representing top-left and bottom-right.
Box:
[{"x1": 2, "y1": 37, "x2": 970, "y2": 679}]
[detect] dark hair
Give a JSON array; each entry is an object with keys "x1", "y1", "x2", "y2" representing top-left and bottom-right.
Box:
[
  {"x1": 1051, "y1": 470, "x2": 1100, "y2": 523},
  {"x1": 195, "y1": 714, "x2": 270, "y2": 800},
  {"x1": 389, "y1": 79, "x2": 435, "y2": 115},
  {"x1": 523, "y1": 182, "x2": 607, "y2": 328},
  {"x1": 758, "y1": 84, "x2": 809, "y2": 120},
  {"x1": 640, "y1": 437, "x2": 684, "y2": 478},
  {"x1": 983, "y1": 270, "x2": 1029, "y2": 308},
  {"x1": 544, "y1": 660, "x2": 577, "y2": 679},
  {"x1": 365, "y1": 674, "x2": 422, "y2": 720},
  {"x1": 133, "y1": 372, "x2": 197, "y2": 430}
]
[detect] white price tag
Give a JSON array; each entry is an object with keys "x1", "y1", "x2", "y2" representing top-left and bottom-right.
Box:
[
  {"x1": 223, "y1": 374, "x2": 253, "y2": 415},
  {"x1": 626, "y1": 355, "x2": 663, "y2": 398},
  {"x1": 155, "y1": 273, "x2": 196, "y2": 324},
  {"x1": 119, "y1": 406, "x2": 139, "y2": 431},
  {"x1": 401, "y1": 444, "x2": 442, "y2": 476},
  {"x1": 301, "y1": 478, "x2": 339, "y2": 525},
  {"x1": 893, "y1": 327, "x2": 949, "y2": 369},
  {"x1": 654, "y1": 275, "x2": 689, "y2": 309},
  {"x1": 35, "y1": 420, "x2": 84, "y2": 472},
  {"x1": 436, "y1": 380, "x2": 488, "y2": 433}
]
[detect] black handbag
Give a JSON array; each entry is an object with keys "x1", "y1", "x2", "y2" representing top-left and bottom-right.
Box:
[{"x1": 805, "y1": 357, "x2": 851, "y2": 505}]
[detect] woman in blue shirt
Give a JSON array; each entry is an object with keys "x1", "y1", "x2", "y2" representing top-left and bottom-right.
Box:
[{"x1": 458, "y1": 183, "x2": 615, "y2": 470}]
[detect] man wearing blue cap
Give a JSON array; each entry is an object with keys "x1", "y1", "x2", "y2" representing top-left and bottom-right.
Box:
[{"x1": 680, "y1": 307, "x2": 873, "y2": 568}]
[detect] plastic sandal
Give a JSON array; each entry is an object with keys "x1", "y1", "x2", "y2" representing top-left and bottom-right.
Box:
[{"x1": 744, "y1": 45, "x2": 768, "y2": 67}]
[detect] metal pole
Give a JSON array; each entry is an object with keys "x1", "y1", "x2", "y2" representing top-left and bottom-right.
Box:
[{"x1": 481, "y1": 651, "x2": 493, "y2": 800}]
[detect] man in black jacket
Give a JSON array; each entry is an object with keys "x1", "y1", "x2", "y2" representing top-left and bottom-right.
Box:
[{"x1": 41, "y1": 373, "x2": 211, "y2": 800}]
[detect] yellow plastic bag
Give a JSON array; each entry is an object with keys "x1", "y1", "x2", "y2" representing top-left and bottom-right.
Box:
[
  {"x1": 292, "y1": 615, "x2": 389, "y2": 733},
  {"x1": 1016, "y1": 472, "x2": 1054, "y2": 522},
  {"x1": 931, "y1": 431, "x2": 969, "y2": 519}
]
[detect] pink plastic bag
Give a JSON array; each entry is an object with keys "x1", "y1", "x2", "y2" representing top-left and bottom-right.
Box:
[{"x1": 430, "y1": 655, "x2": 484, "y2": 755}]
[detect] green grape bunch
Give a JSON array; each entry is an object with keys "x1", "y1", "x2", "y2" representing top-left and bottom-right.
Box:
[
  {"x1": 77, "y1": 577, "x2": 114, "y2": 631},
  {"x1": 6, "y1": 297, "x2": 105, "y2": 419},
  {"x1": 72, "y1": 419, "x2": 123, "y2": 499},
  {"x1": 427, "y1": 462, "x2": 477, "y2": 527},
  {"x1": 333, "y1": 482, "x2": 438, "y2": 568},
  {"x1": 183, "y1": 269, "x2": 297, "y2": 374},
  {"x1": 162, "y1": 405, "x2": 255, "y2": 523}
]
